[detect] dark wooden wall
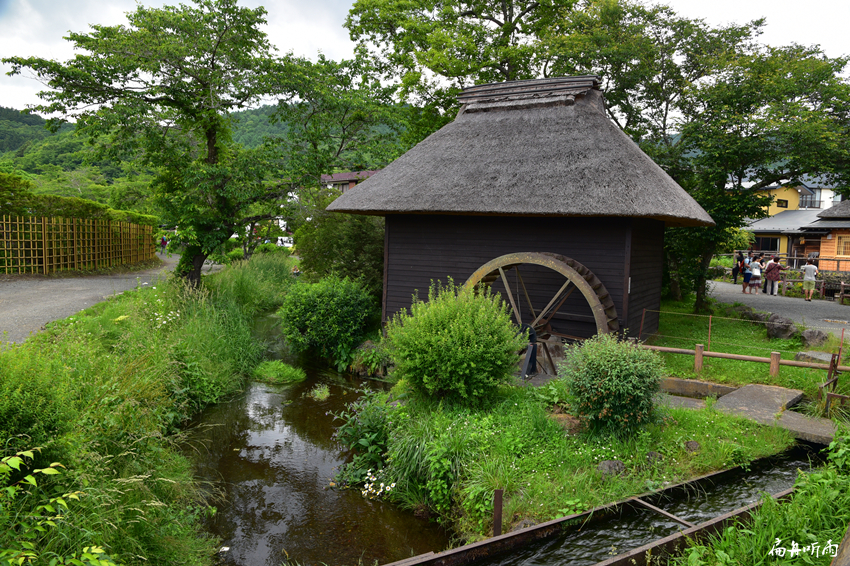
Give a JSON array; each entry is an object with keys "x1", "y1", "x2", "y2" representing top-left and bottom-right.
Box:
[
  {"x1": 384, "y1": 214, "x2": 660, "y2": 338},
  {"x1": 626, "y1": 219, "x2": 665, "y2": 337}
]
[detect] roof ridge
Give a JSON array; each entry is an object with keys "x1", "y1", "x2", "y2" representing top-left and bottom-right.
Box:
[{"x1": 456, "y1": 76, "x2": 601, "y2": 105}]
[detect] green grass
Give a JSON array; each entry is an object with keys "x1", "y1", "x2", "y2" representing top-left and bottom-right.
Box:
[
  {"x1": 253, "y1": 360, "x2": 307, "y2": 384},
  {"x1": 0, "y1": 253, "x2": 296, "y2": 565},
  {"x1": 309, "y1": 384, "x2": 331, "y2": 401},
  {"x1": 648, "y1": 297, "x2": 848, "y2": 398},
  {"x1": 339, "y1": 383, "x2": 795, "y2": 542}
]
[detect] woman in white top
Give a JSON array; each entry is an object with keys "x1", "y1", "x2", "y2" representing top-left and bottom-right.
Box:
[{"x1": 748, "y1": 256, "x2": 763, "y2": 294}]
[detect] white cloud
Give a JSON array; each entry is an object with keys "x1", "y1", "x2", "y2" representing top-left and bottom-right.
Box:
[{"x1": 1, "y1": 0, "x2": 847, "y2": 113}]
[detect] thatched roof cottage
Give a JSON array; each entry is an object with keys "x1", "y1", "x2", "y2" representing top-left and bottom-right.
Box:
[{"x1": 329, "y1": 76, "x2": 713, "y2": 340}]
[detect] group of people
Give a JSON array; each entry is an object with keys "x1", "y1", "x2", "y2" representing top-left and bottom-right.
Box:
[{"x1": 731, "y1": 251, "x2": 819, "y2": 301}]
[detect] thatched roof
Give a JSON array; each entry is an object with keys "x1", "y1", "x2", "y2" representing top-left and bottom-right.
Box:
[
  {"x1": 328, "y1": 77, "x2": 713, "y2": 227},
  {"x1": 817, "y1": 200, "x2": 850, "y2": 218}
]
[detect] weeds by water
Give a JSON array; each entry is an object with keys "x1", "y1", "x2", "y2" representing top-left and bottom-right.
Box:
[
  {"x1": 253, "y1": 360, "x2": 307, "y2": 384},
  {"x1": 0, "y1": 254, "x2": 295, "y2": 565},
  {"x1": 670, "y1": 428, "x2": 850, "y2": 565},
  {"x1": 334, "y1": 383, "x2": 795, "y2": 542},
  {"x1": 309, "y1": 384, "x2": 331, "y2": 401}
]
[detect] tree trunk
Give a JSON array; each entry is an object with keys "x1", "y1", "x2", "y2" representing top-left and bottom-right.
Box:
[
  {"x1": 666, "y1": 252, "x2": 683, "y2": 302},
  {"x1": 693, "y1": 250, "x2": 715, "y2": 313},
  {"x1": 175, "y1": 244, "x2": 208, "y2": 287}
]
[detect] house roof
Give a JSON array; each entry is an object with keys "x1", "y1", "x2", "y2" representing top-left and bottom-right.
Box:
[
  {"x1": 817, "y1": 199, "x2": 850, "y2": 218},
  {"x1": 747, "y1": 209, "x2": 824, "y2": 233},
  {"x1": 804, "y1": 219, "x2": 850, "y2": 230},
  {"x1": 327, "y1": 76, "x2": 714, "y2": 227},
  {"x1": 321, "y1": 170, "x2": 380, "y2": 184}
]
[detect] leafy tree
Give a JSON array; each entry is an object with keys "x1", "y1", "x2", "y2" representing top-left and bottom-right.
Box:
[
  {"x1": 542, "y1": 0, "x2": 761, "y2": 141},
  {"x1": 274, "y1": 53, "x2": 406, "y2": 227},
  {"x1": 294, "y1": 207, "x2": 385, "y2": 298},
  {"x1": 538, "y1": 1, "x2": 850, "y2": 310},
  {"x1": 346, "y1": 0, "x2": 572, "y2": 110},
  {"x1": 0, "y1": 172, "x2": 34, "y2": 216},
  {"x1": 669, "y1": 45, "x2": 850, "y2": 310},
  {"x1": 3, "y1": 0, "x2": 296, "y2": 285}
]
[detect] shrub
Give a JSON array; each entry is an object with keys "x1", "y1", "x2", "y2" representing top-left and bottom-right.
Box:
[
  {"x1": 385, "y1": 280, "x2": 526, "y2": 404},
  {"x1": 294, "y1": 209, "x2": 384, "y2": 298},
  {"x1": 254, "y1": 242, "x2": 289, "y2": 255},
  {"x1": 277, "y1": 276, "x2": 377, "y2": 370},
  {"x1": 560, "y1": 333, "x2": 664, "y2": 436},
  {"x1": 226, "y1": 248, "x2": 245, "y2": 263},
  {"x1": 253, "y1": 360, "x2": 307, "y2": 384}
]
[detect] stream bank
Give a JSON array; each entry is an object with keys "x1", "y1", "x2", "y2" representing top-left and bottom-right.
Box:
[{"x1": 184, "y1": 315, "x2": 450, "y2": 566}]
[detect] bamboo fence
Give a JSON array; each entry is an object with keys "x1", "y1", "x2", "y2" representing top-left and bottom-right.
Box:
[{"x1": 1, "y1": 215, "x2": 156, "y2": 275}]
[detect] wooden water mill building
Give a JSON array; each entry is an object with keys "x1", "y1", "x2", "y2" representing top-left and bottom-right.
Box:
[{"x1": 328, "y1": 76, "x2": 713, "y2": 343}]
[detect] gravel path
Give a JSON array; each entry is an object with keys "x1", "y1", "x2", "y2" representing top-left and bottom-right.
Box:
[
  {"x1": 0, "y1": 254, "x2": 207, "y2": 344},
  {"x1": 709, "y1": 280, "x2": 850, "y2": 337}
]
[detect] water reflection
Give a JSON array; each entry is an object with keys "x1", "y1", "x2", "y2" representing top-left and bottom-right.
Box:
[{"x1": 186, "y1": 360, "x2": 449, "y2": 566}]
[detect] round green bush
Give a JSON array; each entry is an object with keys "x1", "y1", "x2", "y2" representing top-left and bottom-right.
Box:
[
  {"x1": 385, "y1": 280, "x2": 526, "y2": 404},
  {"x1": 253, "y1": 360, "x2": 307, "y2": 384},
  {"x1": 561, "y1": 333, "x2": 664, "y2": 436},
  {"x1": 277, "y1": 276, "x2": 376, "y2": 370}
]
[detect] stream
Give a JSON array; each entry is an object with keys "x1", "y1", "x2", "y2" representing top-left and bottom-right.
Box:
[
  {"x1": 184, "y1": 315, "x2": 450, "y2": 566},
  {"x1": 185, "y1": 314, "x2": 824, "y2": 566}
]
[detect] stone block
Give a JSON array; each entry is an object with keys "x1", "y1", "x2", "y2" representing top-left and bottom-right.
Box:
[
  {"x1": 767, "y1": 314, "x2": 799, "y2": 340},
  {"x1": 801, "y1": 328, "x2": 828, "y2": 348}
]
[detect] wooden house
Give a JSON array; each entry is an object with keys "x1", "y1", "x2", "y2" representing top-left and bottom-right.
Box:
[{"x1": 328, "y1": 76, "x2": 713, "y2": 340}]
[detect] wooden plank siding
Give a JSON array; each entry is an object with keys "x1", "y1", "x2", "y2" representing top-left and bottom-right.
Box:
[
  {"x1": 818, "y1": 230, "x2": 850, "y2": 272},
  {"x1": 384, "y1": 214, "x2": 661, "y2": 338},
  {"x1": 626, "y1": 219, "x2": 665, "y2": 337}
]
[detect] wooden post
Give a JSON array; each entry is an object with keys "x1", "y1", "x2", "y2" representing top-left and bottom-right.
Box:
[
  {"x1": 695, "y1": 344, "x2": 704, "y2": 374},
  {"x1": 770, "y1": 352, "x2": 781, "y2": 378},
  {"x1": 638, "y1": 308, "x2": 646, "y2": 341},
  {"x1": 493, "y1": 489, "x2": 503, "y2": 537},
  {"x1": 41, "y1": 216, "x2": 47, "y2": 274}
]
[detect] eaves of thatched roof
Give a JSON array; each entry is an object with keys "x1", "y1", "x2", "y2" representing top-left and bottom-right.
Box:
[
  {"x1": 328, "y1": 77, "x2": 714, "y2": 227},
  {"x1": 817, "y1": 199, "x2": 850, "y2": 218}
]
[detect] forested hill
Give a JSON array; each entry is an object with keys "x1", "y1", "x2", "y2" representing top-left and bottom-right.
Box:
[
  {"x1": 0, "y1": 106, "x2": 56, "y2": 154},
  {"x1": 0, "y1": 104, "x2": 290, "y2": 215},
  {"x1": 0, "y1": 105, "x2": 284, "y2": 157},
  {"x1": 230, "y1": 105, "x2": 289, "y2": 148}
]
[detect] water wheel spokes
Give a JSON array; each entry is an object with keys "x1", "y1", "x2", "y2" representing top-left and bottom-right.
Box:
[{"x1": 463, "y1": 252, "x2": 619, "y2": 338}]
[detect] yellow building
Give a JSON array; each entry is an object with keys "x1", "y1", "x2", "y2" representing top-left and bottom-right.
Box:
[{"x1": 760, "y1": 178, "x2": 839, "y2": 216}]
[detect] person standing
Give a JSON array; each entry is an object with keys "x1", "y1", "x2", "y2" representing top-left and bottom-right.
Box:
[
  {"x1": 759, "y1": 254, "x2": 773, "y2": 294},
  {"x1": 802, "y1": 258, "x2": 819, "y2": 301},
  {"x1": 764, "y1": 256, "x2": 788, "y2": 296},
  {"x1": 732, "y1": 251, "x2": 744, "y2": 284},
  {"x1": 749, "y1": 255, "x2": 763, "y2": 294},
  {"x1": 742, "y1": 252, "x2": 753, "y2": 293}
]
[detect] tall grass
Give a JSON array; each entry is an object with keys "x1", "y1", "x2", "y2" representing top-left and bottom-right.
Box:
[{"x1": 0, "y1": 253, "x2": 295, "y2": 565}]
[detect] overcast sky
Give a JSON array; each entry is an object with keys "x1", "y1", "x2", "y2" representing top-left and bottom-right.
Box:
[{"x1": 1, "y1": 0, "x2": 848, "y2": 112}]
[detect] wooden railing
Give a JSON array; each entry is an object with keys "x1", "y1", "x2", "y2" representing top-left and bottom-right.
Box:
[{"x1": 1, "y1": 215, "x2": 156, "y2": 274}]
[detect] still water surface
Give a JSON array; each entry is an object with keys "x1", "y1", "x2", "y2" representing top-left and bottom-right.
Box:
[{"x1": 185, "y1": 316, "x2": 449, "y2": 565}]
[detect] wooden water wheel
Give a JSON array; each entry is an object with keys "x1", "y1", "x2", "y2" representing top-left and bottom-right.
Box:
[{"x1": 463, "y1": 251, "x2": 619, "y2": 348}]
